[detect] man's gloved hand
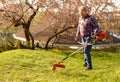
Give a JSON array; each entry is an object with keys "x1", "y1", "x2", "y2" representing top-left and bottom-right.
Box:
[
  {"x1": 85, "y1": 42, "x2": 88, "y2": 47},
  {"x1": 91, "y1": 34, "x2": 96, "y2": 39}
]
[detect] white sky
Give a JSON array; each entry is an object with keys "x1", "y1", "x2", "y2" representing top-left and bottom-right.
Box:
[
  {"x1": 115, "y1": 0, "x2": 120, "y2": 8},
  {"x1": 0, "y1": 0, "x2": 120, "y2": 9}
]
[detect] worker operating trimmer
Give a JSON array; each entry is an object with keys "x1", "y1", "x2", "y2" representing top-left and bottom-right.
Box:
[
  {"x1": 51, "y1": 33, "x2": 106, "y2": 71},
  {"x1": 52, "y1": 6, "x2": 106, "y2": 71}
]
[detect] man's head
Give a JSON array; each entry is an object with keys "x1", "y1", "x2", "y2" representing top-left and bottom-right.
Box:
[{"x1": 78, "y1": 6, "x2": 89, "y2": 18}]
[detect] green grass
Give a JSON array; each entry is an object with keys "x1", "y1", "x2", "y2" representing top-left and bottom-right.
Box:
[{"x1": 0, "y1": 49, "x2": 120, "y2": 82}]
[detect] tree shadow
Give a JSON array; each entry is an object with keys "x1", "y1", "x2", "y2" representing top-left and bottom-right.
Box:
[{"x1": 60, "y1": 71, "x2": 88, "y2": 78}]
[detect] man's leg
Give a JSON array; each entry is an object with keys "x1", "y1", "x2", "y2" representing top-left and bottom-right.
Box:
[
  {"x1": 82, "y1": 37, "x2": 92, "y2": 69},
  {"x1": 84, "y1": 45, "x2": 92, "y2": 69}
]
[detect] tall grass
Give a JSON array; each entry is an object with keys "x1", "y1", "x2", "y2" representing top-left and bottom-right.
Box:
[{"x1": 0, "y1": 49, "x2": 120, "y2": 82}]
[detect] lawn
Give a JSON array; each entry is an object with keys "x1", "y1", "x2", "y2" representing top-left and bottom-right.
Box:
[{"x1": 0, "y1": 49, "x2": 120, "y2": 82}]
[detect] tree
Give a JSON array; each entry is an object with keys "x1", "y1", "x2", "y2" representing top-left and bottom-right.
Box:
[
  {"x1": 0, "y1": 0, "x2": 39, "y2": 49},
  {"x1": 0, "y1": 0, "x2": 119, "y2": 50},
  {"x1": 37, "y1": 0, "x2": 120, "y2": 49}
]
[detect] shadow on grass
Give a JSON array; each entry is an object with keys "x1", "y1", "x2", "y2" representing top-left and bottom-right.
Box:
[{"x1": 61, "y1": 72, "x2": 88, "y2": 78}]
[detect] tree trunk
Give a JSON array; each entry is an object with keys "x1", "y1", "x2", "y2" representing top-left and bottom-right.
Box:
[
  {"x1": 24, "y1": 27, "x2": 35, "y2": 49},
  {"x1": 29, "y1": 30, "x2": 35, "y2": 49},
  {"x1": 24, "y1": 28, "x2": 30, "y2": 47},
  {"x1": 44, "y1": 26, "x2": 74, "y2": 50}
]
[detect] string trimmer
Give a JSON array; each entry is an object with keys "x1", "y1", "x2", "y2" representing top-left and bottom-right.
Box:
[
  {"x1": 51, "y1": 31, "x2": 107, "y2": 71},
  {"x1": 52, "y1": 47, "x2": 83, "y2": 71},
  {"x1": 52, "y1": 41, "x2": 93, "y2": 71}
]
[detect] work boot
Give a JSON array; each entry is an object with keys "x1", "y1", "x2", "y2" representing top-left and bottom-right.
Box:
[
  {"x1": 83, "y1": 63, "x2": 87, "y2": 67},
  {"x1": 86, "y1": 67, "x2": 92, "y2": 70}
]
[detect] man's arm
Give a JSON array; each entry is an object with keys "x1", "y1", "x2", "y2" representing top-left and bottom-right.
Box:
[
  {"x1": 90, "y1": 16, "x2": 100, "y2": 37},
  {"x1": 75, "y1": 25, "x2": 80, "y2": 41}
]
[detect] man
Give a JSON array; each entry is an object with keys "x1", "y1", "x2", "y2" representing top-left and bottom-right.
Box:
[{"x1": 75, "y1": 6, "x2": 100, "y2": 70}]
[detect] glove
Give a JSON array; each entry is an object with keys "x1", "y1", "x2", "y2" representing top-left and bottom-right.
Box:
[{"x1": 91, "y1": 34, "x2": 96, "y2": 39}]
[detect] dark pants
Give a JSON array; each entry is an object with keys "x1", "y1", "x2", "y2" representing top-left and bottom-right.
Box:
[{"x1": 82, "y1": 37, "x2": 92, "y2": 69}]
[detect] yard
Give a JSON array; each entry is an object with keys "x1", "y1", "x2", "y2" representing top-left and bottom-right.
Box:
[{"x1": 0, "y1": 49, "x2": 120, "y2": 82}]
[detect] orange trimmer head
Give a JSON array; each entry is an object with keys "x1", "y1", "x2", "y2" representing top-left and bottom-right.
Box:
[
  {"x1": 51, "y1": 47, "x2": 83, "y2": 71},
  {"x1": 52, "y1": 62, "x2": 65, "y2": 71}
]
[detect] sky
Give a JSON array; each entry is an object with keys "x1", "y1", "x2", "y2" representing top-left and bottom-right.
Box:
[
  {"x1": 0, "y1": 0, "x2": 120, "y2": 9},
  {"x1": 113, "y1": 0, "x2": 120, "y2": 8},
  {"x1": 22, "y1": 0, "x2": 120, "y2": 7},
  {"x1": 27, "y1": 0, "x2": 120, "y2": 9}
]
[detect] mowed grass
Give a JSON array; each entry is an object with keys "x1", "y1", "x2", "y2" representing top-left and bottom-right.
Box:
[{"x1": 0, "y1": 49, "x2": 120, "y2": 82}]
